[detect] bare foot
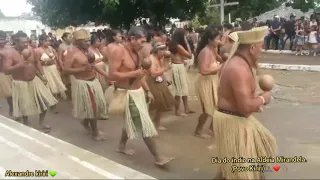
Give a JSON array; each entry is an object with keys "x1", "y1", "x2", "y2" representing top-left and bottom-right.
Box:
[
  {"x1": 92, "y1": 135, "x2": 106, "y2": 141},
  {"x1": 155, "y1": 157, "x2": 175, "y2": 166},
  {"x1": 116, "y1": 148, "x2": 135, "y2": 156},
  {"x1": 81, "y1": 121, "x2": 91, "y2": 132},
  {"x1": 156, "y1": 126, "x2": 167, "y2": 131},
  {"x1": 185, "y1": 110, "x2": 195, "y2": 114},
  {"x1": 194, "y1": 133, "x2": 211, "y2": 139}
]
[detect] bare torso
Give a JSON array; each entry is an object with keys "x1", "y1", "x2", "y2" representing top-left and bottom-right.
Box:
[
  {"x1": 4, "y1": 46, "x2": 37, "y2": 81},
  {"x1": 69, "y1": 48, "x2": 96, "y2": 80},
  {"x1": 112, "y1": 45, "x2": 142, "y2": 90},
  {"x1": 218, "y1": 57, "x2": 256, "y2": 117},
  {"x1": 198, "y1": 46, "x2": 218, "y2": 74},
  {"x1": 139, "y1": 43, "x2": 152, "y2": 60}
]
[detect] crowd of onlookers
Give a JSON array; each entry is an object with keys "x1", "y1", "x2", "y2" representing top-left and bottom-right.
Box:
[{"x1": 252, "y1": 14, "x2": 320, "y2": 56}]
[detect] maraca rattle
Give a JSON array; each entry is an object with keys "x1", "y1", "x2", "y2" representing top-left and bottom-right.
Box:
[
  {"x1": 87, "y1": 53, "x2": 96, "y2": 64},
  {"x1": 21, "y1": 49, "x2": 31, "y2": 62},
  {"x1": 259, "y1": 74, "x2": 274, "y2": 91},
  {"x1": 141, "y1": 58, "x2": 152, "y2": 70},
  {"x1": 258, "y1": 74, "x2": 274, "y2": 112}
]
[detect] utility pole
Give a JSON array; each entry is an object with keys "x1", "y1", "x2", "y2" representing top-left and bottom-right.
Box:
[{"x1": 207, "y1": 0, "x2": 239, "y2": 24}]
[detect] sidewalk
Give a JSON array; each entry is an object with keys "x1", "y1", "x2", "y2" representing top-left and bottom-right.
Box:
[{"x1": 0, "y1": 115, "x2": 156, "y2": 179}]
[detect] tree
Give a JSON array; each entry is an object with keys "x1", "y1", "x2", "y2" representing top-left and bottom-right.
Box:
[{"x1": 28, "y1": 0, "x2": 206, "y2": 29}]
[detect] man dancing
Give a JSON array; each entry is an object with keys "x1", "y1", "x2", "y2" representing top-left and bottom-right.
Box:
[
  {"x1": 109, "y1": 26, "x2": 173, "y2": 166},
  {"x1": 213, "y1": 26, "x2": 277, "y2": 179},
  {"x1": 3, "y1": 31, "x2": 57, "y2": 132},
  {"x1": 63, "y1": 29, "x2": 108, "y2": 141},
  {"x1": 0, "y1": 31, "x2": 13, "y2": 117}
]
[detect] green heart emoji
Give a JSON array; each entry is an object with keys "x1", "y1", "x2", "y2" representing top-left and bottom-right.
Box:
[{"x1": 49, "y1": 171, "x2": 57, "y2": 177}]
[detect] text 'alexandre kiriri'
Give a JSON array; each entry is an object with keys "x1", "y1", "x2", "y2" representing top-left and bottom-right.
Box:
[
  {"x1": 5, "y1": 170, "x2": 49, "y2": 177},
  {"x1": 211, "y1": 156, "x2": 307, "y2": 164}
]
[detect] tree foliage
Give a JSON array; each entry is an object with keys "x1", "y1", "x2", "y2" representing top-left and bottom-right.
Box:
[{"x1": 28, "y1": 0, "x2": 206, "y2": 29}]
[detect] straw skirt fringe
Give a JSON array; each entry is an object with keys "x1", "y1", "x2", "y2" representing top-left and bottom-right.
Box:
[
  {"x1": 72, "y1": 78, "x2": 107, "y2": 119},
  {"x1": 171, "y1": 63, "x2": 189, "y2": 96},
  {"x1": 95, "y1": 61, "x2": 109, "y2": 91},
  {"x1": 120, "y1": 87, "x2": 158, "y2": 139},
  {"x1": 43, "y1": 64, "x2": 67, "y2": 99},
  {"x1": 0, "y1": 73, "x2": 12, "y2": 98},
  {"x1": 12, "y1": 76, "x2": 58, "y2": 117},
  {"x1": 212, "y1": 111, "x2": 278, "y2": 179},
  {"x1": 195, "y1": 74, "x2": 218, "y2": 117}
]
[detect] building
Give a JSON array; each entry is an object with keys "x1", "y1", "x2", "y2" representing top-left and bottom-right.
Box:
[{"x1": 0, "y1": 16, "x2": 51, "y2": 37}]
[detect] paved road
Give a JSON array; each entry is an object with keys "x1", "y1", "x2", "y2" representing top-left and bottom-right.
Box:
[{"x1": 0, "y1": 68, "x2": 319, "y2": 179}]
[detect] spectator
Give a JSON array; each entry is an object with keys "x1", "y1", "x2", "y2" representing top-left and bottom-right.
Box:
[
  {"x1": 266, "y1": 15, "x2": 282, "y2": 50},
  {"x1": 282, "y1": 14, "x2": 296, "y2": 50}
]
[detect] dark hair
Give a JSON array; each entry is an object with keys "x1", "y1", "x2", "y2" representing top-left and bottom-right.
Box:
[
  {"x1": 38, "y1": 34, "x2": 49, "y2": 46},
  {"x1": 223, "y1": 23, "x2": 234, "y2": 30},
  {"x1": 105, "y1": 29, "x2": 121, "y2": 43},
  {"x1": 146, "y1": 30, "x2": 154, "y2": 43},
  {"x1": 61, "y1": 32, "x2": 70, "y2": 40},
  {"x1": 194, "y1": 26, "x2": 220, "y2": 66},
  {"x1": 0, "y1": 30, "x2": 6, "y2": 39},
  {"x1": 241, "y1": 21, "x2": 253, "y2": 30},
  {"x1": 168, "y1": 28, "x2": 187, "y2": 54},
  {"x1": 91, "y1": 34, "x2": 99, "y2": 45},
  {"x1": 127, "y1": 26, "x2": 145, "y2": 39},
  {"x1": 12, "y1": 31, "x2": 28, "y2": 41}
]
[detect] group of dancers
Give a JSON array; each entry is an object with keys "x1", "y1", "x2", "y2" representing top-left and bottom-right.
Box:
[{"x1": 0, "y1": 22, "x2": 277, "y2": 179}]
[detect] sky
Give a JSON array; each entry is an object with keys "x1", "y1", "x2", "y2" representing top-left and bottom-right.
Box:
[{"x1": 0, "y1": 0, "x2": 33, "y2": 17}]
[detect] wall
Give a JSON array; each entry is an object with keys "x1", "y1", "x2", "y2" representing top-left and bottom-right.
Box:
[{"x1": 0, "y1": 18, "x2": 51, "y2": 37}]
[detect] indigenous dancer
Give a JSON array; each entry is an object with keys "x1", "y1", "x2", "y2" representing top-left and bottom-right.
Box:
[
  {"x1": 109, "y1": 26, "x2": 173, "y2": 166},
  {"x1": 0, "y1": 31, "x2": 13, "y2": 116},
  {"x1": 89, "y1": 35, "x2": 108, "y2": 92},
  {"x1": 29, "y1": 39, "x2": 38, "y2": 49},
  {"x1": 168, "y1": 28, "x2": 195, "y2": 116},
  {"x1": 146, "y1": 42, "x2": 174, "y2": 131},
  {"x1": 139, "y1": 30, "x2": 153, "y2": 60},
  {"x1": 3, "y1": 31, "x2": 58, "y2": 132},
  {"x1": 220, "y1": 32, "x2": 238, "y2": 61},
  {"x1": 36, "y1": 34, "x2": 67, "y2": 103},
  {"x1": 213, "y1": 27, "x2": 277, "y2": 179},
  {"x1": 193, "y1": 26, "x2": 221, "y2": 139},
  {"x1": 63, "y1": 29, "x2": 108, "y2": 141},
  {"x1": 58, "y1": 32, "x2": 73, "y2": 99}
]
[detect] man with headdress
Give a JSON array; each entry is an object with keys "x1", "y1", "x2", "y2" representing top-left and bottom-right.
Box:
[
  {"x1": 2, "y1": 31, "x2": 57, "y2": 132},
  {"x1": 0, "y1": 30, "x2": 13, "y2": 116},
  {"x1": 108, "y1": 26, "x2": 173, "y2": 166},
  {"x1": 213, "y1": 26, "x2": 278, "y2": 179},
  {"x1": 63, "y1": 29, "x2": 108, "y2": 141}
]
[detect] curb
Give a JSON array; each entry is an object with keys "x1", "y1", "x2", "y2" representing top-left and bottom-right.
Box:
[
  {"x1": 259, "y1": 63, "x2": 320, "y2": 72},
  {"x1": 262, "y1": 50, "x2": 295, "y2": 54}
]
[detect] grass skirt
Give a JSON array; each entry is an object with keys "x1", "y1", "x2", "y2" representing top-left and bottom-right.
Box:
[
  {"x1": 0, "y1": 73, "x2": 12, "y2": 98},
  {"x1": 95, "y1": 61, "x2": 109, "y2": 91},
  {"x1": 213, "y1": 111, "x2": 278, "y2": 179},
  {"x1": 145, "y1": 76, "x2": 174, "y2": 111},
  {"x1": 195, "y1": 74, "x2": 218, "y2": 117},
  {"x1": 171, "y1": 63, "x2": 189, "y2": 96},
  {"x1": 119, "y1": 87, "x2": 158, "y2": 139},
  {"x1": 72, "y1": 78, "x2": 107, "y2": 119},
  {"x1": 12, "y1": 76, "x2": 58, "y2": 117},
  {"x1": 43, "y1": 64, "x2": 67, "y2": 99}
]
